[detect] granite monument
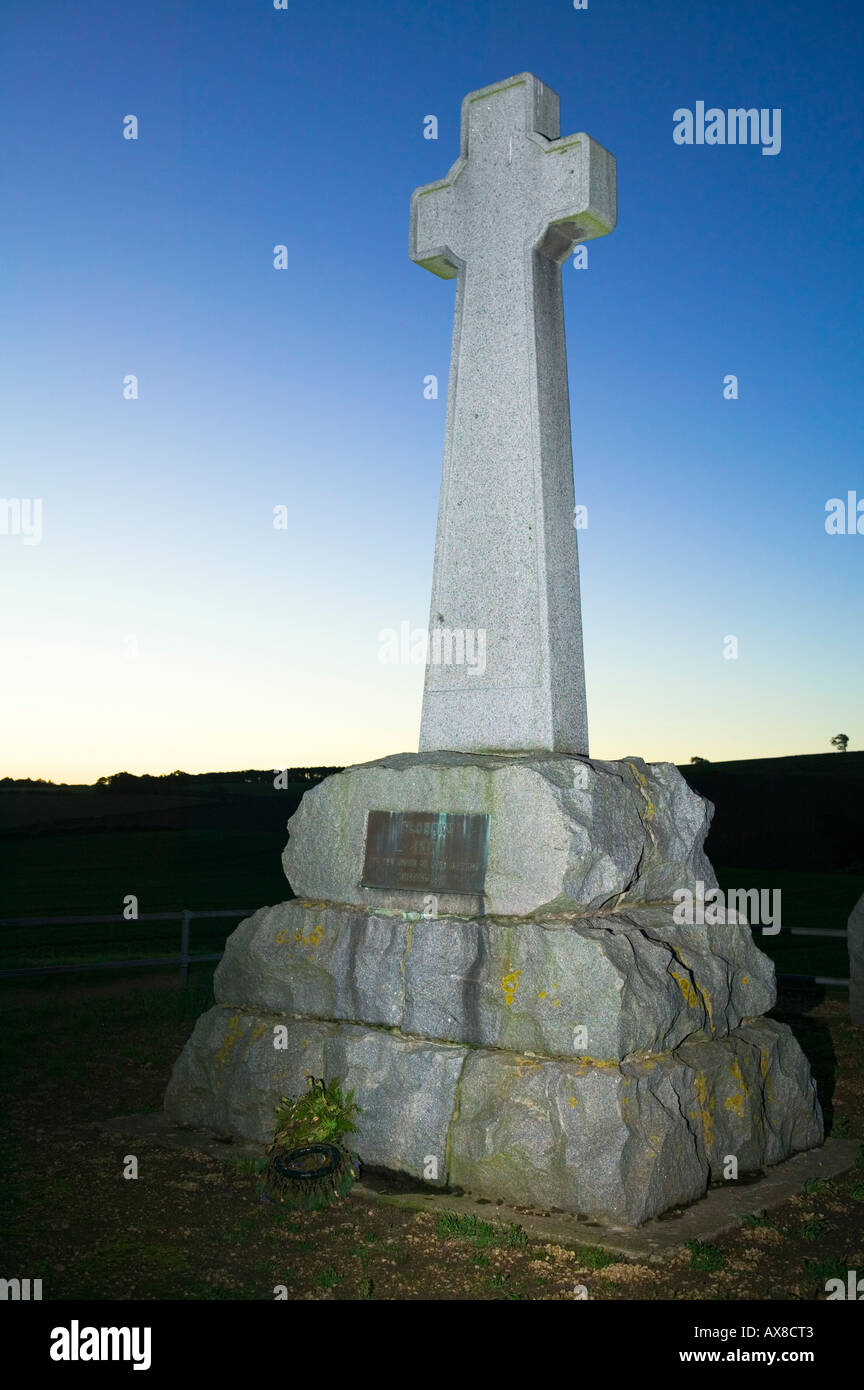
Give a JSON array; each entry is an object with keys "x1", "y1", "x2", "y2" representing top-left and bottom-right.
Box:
[{"x1": 165, "y1": 74, "x2": 822, "y2": 1225}]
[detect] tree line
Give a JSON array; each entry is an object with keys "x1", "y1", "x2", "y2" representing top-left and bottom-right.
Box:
[{"x1": 0, "y1": 768, "x2": 344, "y2": 790}]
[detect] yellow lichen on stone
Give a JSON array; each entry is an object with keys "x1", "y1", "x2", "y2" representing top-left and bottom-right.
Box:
[
  {"x1": 215, "y1": 1014, "x2": 243, "y2": 1069},
  {"x1": 295, "y1": 921, "x2": 325, "y2": 949},
  {"x1": 501, "y1": 969, "x2": 522, "y2": 1006},
  {"x1": 671, "y1": 969, "x2": 699, "y2": 1008},
  {"x1": 671, "y1": 947, "x2": 715, "y2": 1033},
  {"x1": 694, "y1": 1071, "x2": 715, "y2": 1148},
  {"x1": 538, "y1": 983, "x2": 560, "y2": 1005},
  {"x1": 725, "y1": 1058, "x2": 749, "y2": 1117},
  {"x1": 626, "y1": 761, "x2": 656, "y2": 823},
  {"x1": 514, "y1": 1055, "x2": 542, "y2": 1078},
  {"x1": 399, "y1": 920, "x2": 415, "y2": 983}
]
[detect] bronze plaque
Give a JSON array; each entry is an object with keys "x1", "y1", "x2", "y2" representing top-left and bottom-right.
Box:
[{"x1": 361, "y1": 810, "x2": 490, "y2": 894}]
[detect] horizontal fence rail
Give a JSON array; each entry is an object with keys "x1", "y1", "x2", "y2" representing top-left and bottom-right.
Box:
[
  {"x1": 776, "y1": 927, "x2": 850, "y2": 938},
  {"x1": 0, "y1": 909, "x2": 255, "y2": 983},
  {"x1": 772, "y1": 926, "x2": 851, "y2": 986},
  {"x1": 0, "y1": 910, "x2": 853, "y2": 990}
]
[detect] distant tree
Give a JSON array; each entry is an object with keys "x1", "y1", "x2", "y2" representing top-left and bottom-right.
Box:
[
  {"x1": 95, "y1": 771, "x2": 139, "y2": 791},
  {"x1": 690, "y1": 756, "x2": 711, "y2": 765},
  {"x1": 92, "y1": 766, "x2": 345, "y2": 790},
  {"x1": 830, "y1": 733, "x2": 850, "y2": 752},
  {"x1": 0, "y1": 776, "x2": 57, "y2": 786}
]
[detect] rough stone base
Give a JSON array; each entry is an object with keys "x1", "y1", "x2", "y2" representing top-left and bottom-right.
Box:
[
  {"x1": 214, "y1": 898, "x2": 776, "y2": 1062},
  {"x1": 165, "y1": 750, "x2": 824, "y2": 1224},
  {"x1": 282, "y1": 751, "x2": 716, "y2": 917},
  {"x1": 164, "y1": 1006, "x2": 822, "y2": 1226}
]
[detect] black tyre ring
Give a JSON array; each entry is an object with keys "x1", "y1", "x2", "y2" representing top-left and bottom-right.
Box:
[{"x1": 272, "y1": 1143, "x2": 343, "y2": 1182}]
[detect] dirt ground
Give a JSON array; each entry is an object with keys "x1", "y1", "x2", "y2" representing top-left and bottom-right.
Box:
[{"x1": 1, "y1": 975, "x2": 862, "y2": 1301}]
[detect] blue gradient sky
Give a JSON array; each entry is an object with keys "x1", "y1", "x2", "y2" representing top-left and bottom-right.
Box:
[{"x1": 1, "y1": 0, "x2": 861, "y2": 782}]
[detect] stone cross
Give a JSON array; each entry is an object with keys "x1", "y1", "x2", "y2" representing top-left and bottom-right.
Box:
[{"x1": 411, "y1": 73, "x2": 616, "y2": 755}]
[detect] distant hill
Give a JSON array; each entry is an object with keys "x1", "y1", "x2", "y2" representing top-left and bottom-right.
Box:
[
  {"x1": 0, "y1": 770, "x2": 342, "y2": 917},
  {"x1": 0, "y1": 770, "x2": 341, "y2": 838},
  {"x1": 679, "y1": 751, "x2": 864, "y2": 872}
]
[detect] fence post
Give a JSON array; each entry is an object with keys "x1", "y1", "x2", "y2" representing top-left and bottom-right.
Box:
[{"x1": 180, "y1": 910, "x2": 191, "y2": 987}]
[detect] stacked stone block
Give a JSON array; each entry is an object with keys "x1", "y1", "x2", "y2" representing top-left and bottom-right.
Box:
[{"x1": 165, "y1": 753, "x2": 822, "y2": 1225}]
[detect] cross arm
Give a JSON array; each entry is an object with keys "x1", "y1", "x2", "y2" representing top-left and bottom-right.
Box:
[
  {"x1": 409, "y1": 175, "x2": 461, "y2": 280},
  {"x1": 531, "y1": 132, "x2": 617, "y2": 263}
]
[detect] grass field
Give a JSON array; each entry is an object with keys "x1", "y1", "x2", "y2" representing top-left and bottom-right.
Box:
[
  {"x1": 714, "y1": 868, "x2": 862, "y2": 981},
  {"x1": 0, "y1": 778, "x2": 298, "y2": 968}
]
